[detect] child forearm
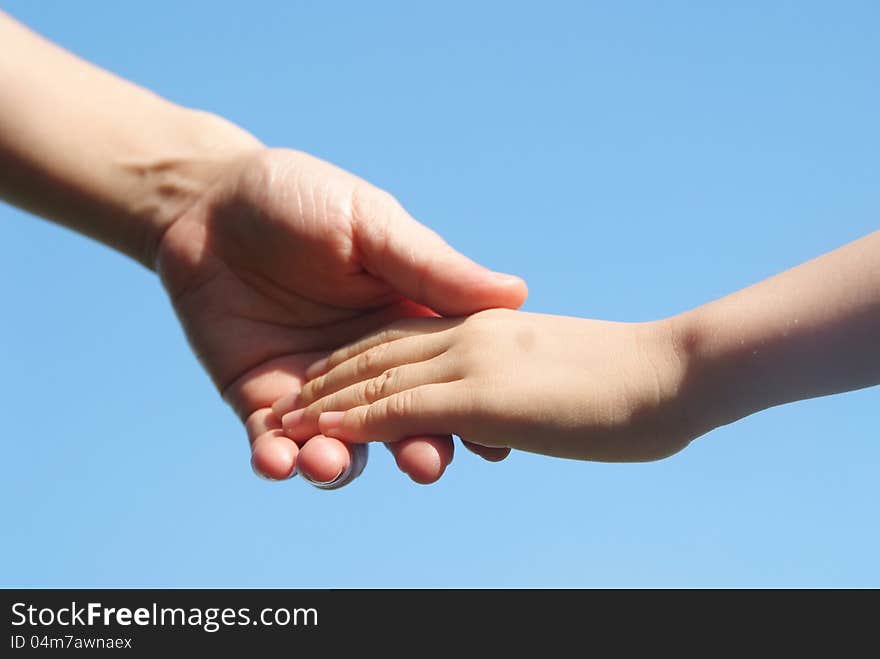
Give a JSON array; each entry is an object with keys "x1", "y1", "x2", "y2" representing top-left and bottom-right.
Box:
[
  {"x1": 0, "y1": 11, "x2": 260, "y2": 268},
  {"x1": 676, "y1": 230, "x2": 880, "y2": 435}
]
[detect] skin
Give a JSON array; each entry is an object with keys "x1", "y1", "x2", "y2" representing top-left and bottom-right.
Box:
[
  {"x1": 276, "y1": 231, "x2": 880, "y2": 461},
  {"x1": 0, "y1": 12, "x2": 527, "y2": 486},
  {"x1": 158, "y1": 148, "x2": 524, "y2": 483}
]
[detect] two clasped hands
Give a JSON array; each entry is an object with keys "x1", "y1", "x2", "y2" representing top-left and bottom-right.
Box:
[
  {"x1": 160, "y1": 145, "x2": 695, "y2": 489},
  {"x1": 3, "y1": 11, "x2": 878, "y2": 490},
  {"x1": 165, "y1": 145, "x2": 880, "y2": 490}
]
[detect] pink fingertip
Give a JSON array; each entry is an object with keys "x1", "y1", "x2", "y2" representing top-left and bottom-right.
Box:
[
  {"x1": 297, "y1": 435, "x2": 351, "y2": 485},
  {"x1": 396, "y1": 440, "x2": 445, "y2": 485},
  {"x1": 250, "y1": 439, "x2": 298, "y2": 481},
  {"x1": 390, "y1": 436, "x2": 454, "y2": 485}
]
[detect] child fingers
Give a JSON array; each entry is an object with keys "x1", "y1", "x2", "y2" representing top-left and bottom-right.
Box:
[
  {"x1": 317, "y1": 382, "x2": 463, "y2": 444},
  {"x1": 305, "y1": 316, "x2": 460, "y2": 379},
  {"x1": 296, "y1": 333, "x2": 450, "y2": 410},
  {"x1": 282, "y1": 356, "x2": 456, "y2": 441}
]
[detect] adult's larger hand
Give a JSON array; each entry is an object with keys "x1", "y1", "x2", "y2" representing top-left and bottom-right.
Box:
[
  {"x1": 0, "y1": 12, "x2": 526, "y2": 488},
  {"x1": 157, "y1": 148, "x2": 526, "y2": 486}
]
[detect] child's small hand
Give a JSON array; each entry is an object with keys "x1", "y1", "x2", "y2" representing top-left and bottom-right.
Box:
[{"x1": 273, "y1": 309, "x2": 698, "y2": 462}]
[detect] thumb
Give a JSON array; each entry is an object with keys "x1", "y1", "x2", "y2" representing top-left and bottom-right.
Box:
[
  {"x1": 352, "y1": 186, "x2": 527, "y2": 315},
  {"x1": 317, "y1": 384, "x2": 459, "y2": 444}
]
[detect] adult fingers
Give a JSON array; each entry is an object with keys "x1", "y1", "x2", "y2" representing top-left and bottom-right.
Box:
[
  {"x1": 351, "y1": 185, "x2": 528, "y2": 316},
  {"x1": 297, "y1": 437, "x2": 368, "y2": 489},
  {"x1": 246, "y1": 408, "x2": 299, "y2": 480},
  {"x1": 297, "y1": 435, "x2": 453, "y2": 487},
  {"x1": 227, "y1": 354, "x2": 365, "y2": 489},
  {"x1": 385, "y1": 436, "x2": 455, "y2": 485}
]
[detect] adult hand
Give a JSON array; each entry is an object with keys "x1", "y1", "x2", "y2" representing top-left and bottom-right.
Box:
[
  {"x1": 0, "y1": 13, "x2": 525, "y2": 486},
  {"x1": 157, "y1": 148, "x2": 527, "y2": 486}
]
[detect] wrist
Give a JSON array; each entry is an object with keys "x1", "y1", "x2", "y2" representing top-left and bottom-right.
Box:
[
  {"x1": 632, "y1": 316, "x2": 707, "y2": 448},
  {"x1": 0, "y1": 12, "x2": 264, "y2": 269},
  {"x1": 665, "y1": 305, "x2": 762, "y2": 441},
  {"x1": 122, "y1": 107, "x2": 263, "y2": 268}
]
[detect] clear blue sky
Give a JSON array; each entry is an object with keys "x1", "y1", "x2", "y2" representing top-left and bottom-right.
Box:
[{"x1": 1, "y1": 1, "x2": 877, "y2": 587}]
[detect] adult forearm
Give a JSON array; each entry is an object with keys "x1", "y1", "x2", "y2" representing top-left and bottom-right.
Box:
[
  {"x1": 0, "y1": 11, "x2": 261, "y2": 268},
  {"x1": 677, "y1": 230, "x2": 880, "y2": 434}
]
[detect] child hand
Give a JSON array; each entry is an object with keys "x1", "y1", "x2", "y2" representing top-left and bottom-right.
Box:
[{"x1": 273, "y1": 309, "x2": 698, "y2": 462}]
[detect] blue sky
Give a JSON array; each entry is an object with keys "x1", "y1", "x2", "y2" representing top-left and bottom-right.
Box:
[{"x1": 1, "y1": 1, "x2": 877, "y2": 587}]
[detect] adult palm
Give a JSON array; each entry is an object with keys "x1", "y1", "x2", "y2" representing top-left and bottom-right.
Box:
[{"x1": 156, "y1": 149, "x2": 525, "y2": 485}]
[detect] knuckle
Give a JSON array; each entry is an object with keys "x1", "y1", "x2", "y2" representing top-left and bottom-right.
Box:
[
  {"x1": 358, "y1": 342, "x2": 388, "y2": 376},
  {"x1": 363, "y1": 377, "x2": 382, "y2": 402},
  {"x1": 363, "y1": 367, "x2": 396, "y2": 402},
  {"x1": 385, "y1": 389, "x2": 417, "y2": 420},
  {"x1": 379, "y1": 368, "x2": 398, "y2": 396},
  {"x1": 354, "y1": 351, "x2": 372, "y2": 378}
]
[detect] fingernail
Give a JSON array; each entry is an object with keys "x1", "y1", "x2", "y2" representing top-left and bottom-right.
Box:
[
  {"x1": 318, "y1": 411, "x2": 345, "y2": 437},
  {"x1": 281, "y1": 408, "x2": 306, "y2": 433},
  {"x1": 306, "y1": 357, "x2": 329, "y2": 379}
]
